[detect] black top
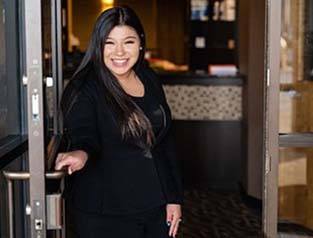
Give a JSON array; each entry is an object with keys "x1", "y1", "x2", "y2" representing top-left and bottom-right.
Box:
[
  {"x1": 62, "y1": 65, "x2": 183, "y2": 215},
  {"x1": 114, "y1": 83, "x2": 167, "y2": 212},
  {"x1": 130, "y1": 86, "x2": 163, "y2": 137}
]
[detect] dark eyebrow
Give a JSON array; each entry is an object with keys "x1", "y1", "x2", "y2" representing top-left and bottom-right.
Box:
[
  {"x1": 124, "y1": 36, "x2": 137, "y2": 40},
  {"x1": 106, "y1": 36, "x2": 138, "y2": 40}
]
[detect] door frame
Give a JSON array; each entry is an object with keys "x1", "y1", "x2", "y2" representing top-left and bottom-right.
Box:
[
  {"x1": 24, "y1": 0, "x2": 47, "y2": 237},
  {"x1": 263, "y1": 0, "x2": 281, "y2": 237}
]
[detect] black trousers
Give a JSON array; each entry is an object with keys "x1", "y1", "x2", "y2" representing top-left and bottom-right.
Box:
[{"x1": 67, "y1": 205, "x2": 171, "y2": 238}]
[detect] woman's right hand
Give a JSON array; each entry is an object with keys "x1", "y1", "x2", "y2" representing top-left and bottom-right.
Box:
[{"x1": 54, "y1": 150, "x2": 88, "y2": 175}]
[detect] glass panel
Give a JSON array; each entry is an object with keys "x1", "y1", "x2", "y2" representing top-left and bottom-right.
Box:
[
  {"x1": 0, "y1": 154, "x2": 28, "y2": 238},
  {"x1": 0, "y1": 0, "x2": 8, "y2": 139},
  {"x1": 278, "y1": 1, "x2": 313, "y2": 235},
  {"x1": 279, "y1": 0, "x2": 313, "y2": 134},
  {"x1": 42, "y1": 0, "x2": 54, "y2": 139},
  {"x1": 0, "y1": 0, "x2": 22, "y2": 140},
  {"x1": 278, "y1": 147, "x2": 313, "y2": 232}
]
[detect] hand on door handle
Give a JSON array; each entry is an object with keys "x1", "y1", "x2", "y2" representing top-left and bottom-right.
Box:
[{"x1": 55, "y1": 150, "x2": 88, "y2": 175}]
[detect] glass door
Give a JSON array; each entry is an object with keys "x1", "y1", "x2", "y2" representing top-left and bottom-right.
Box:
[
  {"x1": 277, "y1": 0, "x2": 313, "y2": 236},
  {"x1": 265, "y1": 0, "x2": 313, "y2": 237},
  {"x1": 0, "y1": 0, "x2": 29, "y2": 237},
  {"x1": 0, "y1": 0, "x2": 65, "y2": 237}
]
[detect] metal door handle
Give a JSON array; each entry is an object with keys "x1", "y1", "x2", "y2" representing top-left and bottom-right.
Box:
[
  {"x1": 2, "y1": 170, "x2": 66, "y2": 238},
  {"x1": 3, "y1": 170, "x2": 66, "y2": 179}
]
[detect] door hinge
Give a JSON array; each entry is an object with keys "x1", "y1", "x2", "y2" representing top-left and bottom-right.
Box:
[
  {"x1": 45, "y1": 77, "x2": 53, "y2": 87},
  {"x1": 265, "y1": 154, "x2": 271, "y2": 174},
  {"x1": 266, "y1": 68, "x2": 270, "y2": 87},
  {"x1": 25, "y1": 204, "x2": 32, "y2": 215},
  {"x1": 22, "y1": 75, "x2": 28, "y2": 86},
  {"x1": 2, "y1": 9, "x2": 5, "y2": 24}
]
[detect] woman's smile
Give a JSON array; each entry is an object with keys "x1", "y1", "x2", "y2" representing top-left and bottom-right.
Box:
[{"x1": 111, "y1": 58, "x2": 129, "y2": 67}]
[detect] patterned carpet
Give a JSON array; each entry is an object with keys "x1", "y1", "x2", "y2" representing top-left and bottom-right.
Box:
[
  {"x1": 180, "y1": 189, "x2": 313, "y2": 238},
  {"x1": 180, "y1": 189, "x2": 262, "y2": 238}
]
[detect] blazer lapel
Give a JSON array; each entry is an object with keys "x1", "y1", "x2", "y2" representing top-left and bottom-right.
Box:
[
  {"x1": 137, "y1": 68, "x2": 171, "y2": 149},
  {"x1": 152, "y1": 104, "x2": 169, "y2": 148}
]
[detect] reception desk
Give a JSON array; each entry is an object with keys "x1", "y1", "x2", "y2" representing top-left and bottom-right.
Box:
[{"x1": 159, "y1": 73, "x2": 244, "y2": 190}]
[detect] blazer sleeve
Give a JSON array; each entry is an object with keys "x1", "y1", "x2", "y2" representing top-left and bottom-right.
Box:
[
  {"x1": 161, "y1": 122, "x2": 184, "y2": 204},
  {"x1": 63, "y1": 84, "x2": 100, "y2": 159},
  {"x1": 145, "y1": 66, "x2": 184, "y2": 204}
]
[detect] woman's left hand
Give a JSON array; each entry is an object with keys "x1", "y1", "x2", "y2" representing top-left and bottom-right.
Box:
[{"x1": 166, "y1": 204, "x2": 182, "y2": 237}]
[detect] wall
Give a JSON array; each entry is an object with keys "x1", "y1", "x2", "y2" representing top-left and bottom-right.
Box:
[
  {"x1": 155, "y1": 0, "x2": 187, "y2": 64},
  {"x1": 238, "y1": 0, "x2": 266, "y2": 199},
  {"x1": 238, "y1": 0, "x2": 249, "y2": 194},
  {"x1": 161, "y1": 76, "x2": 243, "y2": 190},
  {"x1": 71, "y1": 0, "x2": 103, "y2": 51}
]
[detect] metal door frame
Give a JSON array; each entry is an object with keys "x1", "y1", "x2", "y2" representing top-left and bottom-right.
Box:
[
  {"x1": 24, "y1": 0, "x2": 65, "y2": 236},
  {"x1": 24, "y1": 0, "x2": 47, "y2": 237},
  {"x1": 263, "y1": 0, "x2": 281, "y2": 237}
]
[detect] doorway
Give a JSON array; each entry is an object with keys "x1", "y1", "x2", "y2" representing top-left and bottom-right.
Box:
[{"x1": 1, "y1": 0, "x2": 310, "y2": 237}]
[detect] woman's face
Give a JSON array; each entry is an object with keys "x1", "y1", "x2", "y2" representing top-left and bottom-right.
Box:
[{"x1": 103, "y1": 25, "x2": 141, "y2": 78}]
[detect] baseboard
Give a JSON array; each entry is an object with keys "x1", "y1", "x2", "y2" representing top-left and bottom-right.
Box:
[{"x1": 238, "y1": 182, "x2": 262, "y2": 215}]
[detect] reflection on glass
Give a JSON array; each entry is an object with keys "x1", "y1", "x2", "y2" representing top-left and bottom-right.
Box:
[
  {"x1": 279, "y1": 147, "x2": 313, "y2": 229},
  {"x1": 278, "y1": 0, "x2": 313, "y2": 233},
  {"x1": 279, "y1": 0, "x2": 313, "y2": 134},
  {"x1": 0, "y1": 1, "x2": 8, "y2": 139},
  {"x1": 0, "y1": 0, "x2": 22, "y2": 139},
  {"x1": 0, "y1": 154, "x2": 27, "y2": 237},
  {"x1": 42, "y1": 0, "x2": 54, "y2": 129}
]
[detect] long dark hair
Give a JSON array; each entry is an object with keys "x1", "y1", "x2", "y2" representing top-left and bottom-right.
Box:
[{"x1": 61, "y1": 6, "x2": 154, "y2": 146}]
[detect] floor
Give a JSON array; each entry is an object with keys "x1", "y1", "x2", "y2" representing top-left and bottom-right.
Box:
[{"x1": 180, "y1": 188, "x2": 313, "y2": 238}]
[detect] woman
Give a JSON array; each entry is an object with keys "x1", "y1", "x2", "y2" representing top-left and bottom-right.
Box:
[{"x1": 55, "y1": 6, "x2": 183, "y2": 238}]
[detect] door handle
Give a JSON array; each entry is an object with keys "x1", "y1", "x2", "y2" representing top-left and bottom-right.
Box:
[
  {"x1": 3, "y1": 170, "x2": 65, "y2": 180},
  {"x1": 2, "y1": 170, "x2": 66, "y2": 238}
]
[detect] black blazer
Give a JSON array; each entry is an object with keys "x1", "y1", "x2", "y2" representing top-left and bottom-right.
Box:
[{"x1": 62, "y1": 65, "x2": 183, "y2": 214}]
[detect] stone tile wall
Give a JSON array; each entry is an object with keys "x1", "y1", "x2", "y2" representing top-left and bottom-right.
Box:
[{"x1": 163, "y1": 85, "x2": 242, "y2": 121}]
